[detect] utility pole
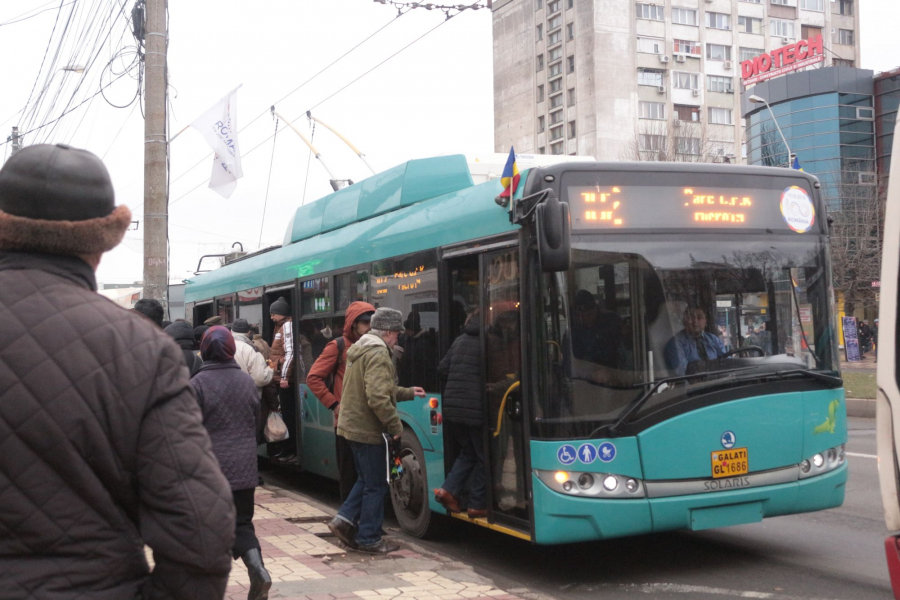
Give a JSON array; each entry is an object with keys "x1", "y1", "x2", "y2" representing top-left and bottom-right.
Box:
[
  {"x1": 10, "y1": 127, "x2": 22, "y2": 154},
  {"x1": 143, "y1": 0, "x2": 168, "y2": 315}
]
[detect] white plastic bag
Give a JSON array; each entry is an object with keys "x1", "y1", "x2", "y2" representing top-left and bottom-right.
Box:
[{"x1": 264, "y1": 412, "x2": 288, "y2": 442}]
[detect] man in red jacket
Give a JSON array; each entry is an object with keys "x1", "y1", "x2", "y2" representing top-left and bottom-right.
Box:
[{"x1": 307, "y1": 301, "x2": 375, "y2": 500}]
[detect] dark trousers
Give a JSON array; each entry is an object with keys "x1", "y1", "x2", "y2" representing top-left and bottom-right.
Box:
[
  {"x1": 337, "y1": 440, "x2": 388, "y2": 546},
  {"x1": 233, "y1": 488, "x2": 261, "y2": 559},
  {"x1": 335, "y1": 431, "x2": 358, "y2": 503},
  {"x1": 278, "y1": 385, "x2": 297, "y2": 453},
  {"x1": 442, "y1": 422, "x2": 487, "y2": 510}
]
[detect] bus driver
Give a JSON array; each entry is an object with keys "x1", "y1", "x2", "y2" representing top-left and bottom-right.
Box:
[{"x1": 664, "y1": 306, "x2": 727, "y2": 376}]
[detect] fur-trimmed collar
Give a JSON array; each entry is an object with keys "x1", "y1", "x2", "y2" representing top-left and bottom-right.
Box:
[
  {"x1": 0, "y1": 250, "x2": 97, "y2": 291},
  {"x1": 0, "y1": 204, "x2": 131, "y2": 256}
]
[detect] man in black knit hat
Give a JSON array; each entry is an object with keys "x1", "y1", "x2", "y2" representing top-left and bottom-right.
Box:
[{"x1": 0, "y1": 144, "x2": 235, "y2": 599}]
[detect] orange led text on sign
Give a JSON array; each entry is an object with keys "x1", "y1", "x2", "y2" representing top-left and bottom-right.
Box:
[
  {"x1": 582, "y1": 188, "x2": 623, "y2": 226},
  {"x1": 694, "y1": 212, "x2": 746, "y2": 223}
]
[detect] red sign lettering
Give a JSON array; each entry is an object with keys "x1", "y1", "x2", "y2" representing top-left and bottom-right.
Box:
[{"x1": 740, "y1": 35, "x2": 825, "y2": 86}]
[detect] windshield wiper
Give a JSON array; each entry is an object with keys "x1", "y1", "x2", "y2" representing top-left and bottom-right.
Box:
[
  {"x1": 590, "y1": 366, "x2": 759, "y2": 438},
  {"x1": 731, "y1": 368, "x2": 843, "y2": 387}
]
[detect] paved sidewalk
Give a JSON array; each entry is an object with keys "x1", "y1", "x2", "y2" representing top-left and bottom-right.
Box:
[{"x1": 216, "y1": 486, "x2": 536, "y2": 600}]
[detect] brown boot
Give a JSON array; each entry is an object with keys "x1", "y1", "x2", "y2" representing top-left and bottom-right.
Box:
[
  {"x1": 434, "y1": 488, "x2": 461, "y2": 512},
  {"x1": 467, "y1": 508, "x2": 488, "y2": 519}
]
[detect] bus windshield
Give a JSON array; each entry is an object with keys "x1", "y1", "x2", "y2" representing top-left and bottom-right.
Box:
[{"x1": 535, "y1": 233, "x2": 839, "y2": 439}]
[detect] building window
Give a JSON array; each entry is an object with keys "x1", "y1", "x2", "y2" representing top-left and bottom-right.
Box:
[
  {"x1": 548, "y1": 14, "x2": 562, "y2": 30},
  {"x1": 738, "y1": 16, "x2": 763, "y2": 35},
  {"x1": 636, "y1": 3, "x2": 664, "y2": 21},
  {"x1": 547, "y1": 0, "x2": 559, "y2": 15},
  {"x1": 833, "y1": 58, "x2": 855, "y2": 67},
  {"x1": 707, "y1": 75, "x2": 734, "y2": 93},
  {"x1": 567, "y1": 0, "x2": 573, "y2": 8},
  {"x1": 537, "y1": 84, "x2": 544, "y2": 102},
  {"x1": 706, "y1": 43, "x2": 732, "y2": 62},
  {"x1": 771, "y1": 0, "x2": 796, "y2": 5},
  {"x1": 549, "y1": 30, "x2": 562, "y2": 45},
  {"x1": 675, "y1": 104, "x2": 700, "y2": 122},
  {"x1": 567, "y1": 22, "x2": 574, "y2": 40},
  {"x1": 549, "y1": 109, "x2": 564, "y2": 124},
  {"x1": 705, "y1": 12, "x2": 731, "y2": 30},
  {"x1": 638, "y1": 36, "x2": 664, "y2": 54},
  {"x1": 551, "y1": 141, "x2": 564, "y2": 155},
  {"x1": 770, "y1": 19, "x2": 795, "y2": 39},
  {"x1": 568, "y1": 120, "x2": 576, "y2": 138},
  {"x1": 639, "y1": 101, "x2": 666, "y2": 120},
  {"x1": 801, "y1": 25, "x2": 822, "y2": 40},
  {"x1": 567, "y1": 55, "x2": 575, "y2": 73},
  {"x1": 671, "y1": 8, "x2": 697, "y2": 26},
  {"x1": 549, "y1": 79, "x2": 562, "y2": 93},
  {"x1": 675, "y1": 137, "x2": 701, "y2": 155},
  {"x1": 673, "y1": 71, "x2": 699, "y2": 90},
  {"x1": 638, "y1": 68, "x2": 664, "y2": 86},
  {"x1": 567, "y1": 87, "x2": 576, "y2": 106},
  {"x1": 538, "y1": 146, "x2": 545, "y2": 154},
  {"x1": 639, "y1": 134, "x2": 666, "y2": 152},
  {"x1": 549, "y1": 47, "x2": 562, "y2": 61},
  {"x1": 550, "y1": 94, "x2": 564, "y2": 109},
  {"x1": 535, "y1": 0, "x2": 542, "y2": 9},
  {"x1": 674, "y1": 39, "x2": 701, "y2": 55},
  {"x1": 538, "y1": 116, "x2": 545, "y2": 133},
  {"x1": 740, "y1": 47, "x2": 764, "y2": 62},
  {"x1": 550, "y1": 125, "x2": 564, "y2": 141},
  {"x1": 838, "y1": 29, "x2": 855, "y2": 45},
  {"x1": 549, "y1": 62, "x2": 563, "y2": 77},
  {"x1": 708, "y1": 107, "x2": 733, "y2": 125},
  {"x1": 739, "y1": 0, "x2": 761, "y2": 3},
  {"x1": 799, "y1": 0, "x2": 823, "y2": 10},
  {"x1": 536, "y1": 24, "x2": 543, "y2": 41},
  {"x1": 839, "y1": 0, "x2": 853, "y2": 16},
  {"x1": 537, "y1": 54, "x2": 544, "y2": 71}
]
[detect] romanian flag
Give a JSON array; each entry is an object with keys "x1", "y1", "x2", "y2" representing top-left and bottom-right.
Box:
[
  {"x1": 791, "y1": 155, "x2": 803, "y2": 171},
  {"x1": 498, "y1": 147, "x2": 520, "y2": 198}
]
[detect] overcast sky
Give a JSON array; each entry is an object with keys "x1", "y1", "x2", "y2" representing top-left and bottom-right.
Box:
[{"x1": 0, "y1": 0, "x2": 896, "y2": 286}]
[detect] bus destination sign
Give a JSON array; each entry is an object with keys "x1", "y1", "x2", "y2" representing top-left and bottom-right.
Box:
[{"x1": 566, "y1": 182, "x2": 815, "y2": 233}]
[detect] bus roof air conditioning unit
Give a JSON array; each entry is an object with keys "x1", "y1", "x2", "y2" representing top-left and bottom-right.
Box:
[
  {"x1": 660, "y1": 55, "x2": 670, "y2": 63},
  {"x1": 658, "y1": 85, "x2": 667, "y2": 94},
  {"x1": 692, "y1": 89, "x2": 700, "y2": 97},
  {"x1": 676, "y1": 54, "x2": 686, "y2": 63}
]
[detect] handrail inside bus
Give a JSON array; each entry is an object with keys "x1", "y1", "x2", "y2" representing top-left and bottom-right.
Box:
[{"x1": 494, "y1": 381, "x2": 521, "y2": 438}]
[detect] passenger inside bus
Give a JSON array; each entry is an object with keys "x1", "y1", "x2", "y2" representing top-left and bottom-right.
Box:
[{"x1": 664, "y1": 306, "x2": 728, "y2": 376}]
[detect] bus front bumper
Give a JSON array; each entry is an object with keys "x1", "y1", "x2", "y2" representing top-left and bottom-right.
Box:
[{"x1": 531, "y1": 462, "x2": 847, "y2": 545}]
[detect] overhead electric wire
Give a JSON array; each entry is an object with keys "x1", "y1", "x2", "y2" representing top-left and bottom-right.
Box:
[
  {"x1": 257, "y1": 118, "x2": 280, "y2": 249},
  {"x1": 0, "y1": 0, "x2": 77, "y2": 27},
  {"x1": 166, "y1": 11, "x2": 456, "y2": 212},
  {"x1": 101, "y1": 99, "x2": 138, "y2": 159},
  {"x1": 18, "y1": 0, "x2": 68, "y2": 131}
]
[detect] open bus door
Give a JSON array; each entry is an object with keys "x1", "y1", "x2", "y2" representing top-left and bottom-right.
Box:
[
  {"x1": 262, "y1": 282, "x2": 302, "y2": 465},
  {"x1": 877, "y1": 130, "x2": 900, "y2": 599}
]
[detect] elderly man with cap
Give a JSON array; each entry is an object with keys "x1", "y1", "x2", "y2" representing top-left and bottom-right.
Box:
[
  {"x1": 268, "y1": 296, "x2": 303, "y2": 462},
  {"x1": 0, "y1": 144, "x2": 235, "y2": 598},
  {"x1": 328, "y1": 307, "x2": 426, "y2": 554}
]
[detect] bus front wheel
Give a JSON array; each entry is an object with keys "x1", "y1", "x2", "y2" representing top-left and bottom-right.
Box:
[{"x1": 391, "y1": 428, "x2": 443, "y2": 539}]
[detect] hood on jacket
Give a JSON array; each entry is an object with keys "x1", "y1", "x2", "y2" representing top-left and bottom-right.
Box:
[
  {"x1": 463, "y1": 318, "x2": 480, "y2": 337},
  {"x1": 343, "y1": 300, "x2": 376, "y2": 343},
  {"x1": 347, "y1": 332, "x2": 389, "y2": 361},
  {"x1": 165, "y1": 320, "x2": 194, "y2": 349}
]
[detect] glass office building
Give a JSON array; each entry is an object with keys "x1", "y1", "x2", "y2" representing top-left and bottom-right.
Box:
[
  {"x1": 741, "y1": 67, "x2": 876, "y2": 211},
  {"x1": 875, "y1": 67, "x2": 900, "y2": 193}
]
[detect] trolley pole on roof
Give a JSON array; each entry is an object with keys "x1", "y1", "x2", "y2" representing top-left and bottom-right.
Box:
[
  {"x1": 273, "y1": 109, "x2": 348, "y2": 192},
  {"x1": 306, "y1": 111, "x2": 376, "y2": 176},
  {"x1": 142, "y1": 0, "x2": 169, "y2": 315}
]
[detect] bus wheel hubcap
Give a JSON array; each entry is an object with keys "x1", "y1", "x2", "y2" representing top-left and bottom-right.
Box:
[{"x1": 395, "y1": 451, "x2": 424, "y2": 514}]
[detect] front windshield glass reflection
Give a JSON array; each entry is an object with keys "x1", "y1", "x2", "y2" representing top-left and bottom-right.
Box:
[{"x1": 534, "y1": 235, "x2": 838, "y2": 439}]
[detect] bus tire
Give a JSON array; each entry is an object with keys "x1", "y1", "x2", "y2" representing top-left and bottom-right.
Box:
[{"x1": 391, "y1": 427, "x2": 443, "y2": 539}]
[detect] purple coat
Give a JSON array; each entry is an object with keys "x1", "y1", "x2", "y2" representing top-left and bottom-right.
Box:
[{"x1": 191, "y1": 360, "x2": 261, "y2": 491}]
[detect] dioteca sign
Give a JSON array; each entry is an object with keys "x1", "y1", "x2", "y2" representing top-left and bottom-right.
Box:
[{"x1": 741, "y1": 35, "x2": 825, "y2": 86}]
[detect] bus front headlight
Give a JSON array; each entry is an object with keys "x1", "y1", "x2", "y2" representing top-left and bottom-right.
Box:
[
  {"x1": 535, "y1": 469, "x2": 645, "y2": 498},
  {"x1": 799, "y1": 444, "x2": 846, "y2": 479}
]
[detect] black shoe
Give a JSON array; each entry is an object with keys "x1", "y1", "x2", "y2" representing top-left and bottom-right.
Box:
[
  {"x1": 327, "y1": 517, "x2": 358, "y2": 549},
  {"x1": 275, "y1": 453, "x2": 297, "y2": 463},
  {"x1": 357, "y1": 539, "x2": 400, "y2": 554},
  {"x1": 241, "y1": 548, "x2": 272, "y2": 600}
]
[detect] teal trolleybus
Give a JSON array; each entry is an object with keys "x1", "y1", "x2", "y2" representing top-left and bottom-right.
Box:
[{"x1": 184, "y1": 155, "x2": 847, "y2": 544}]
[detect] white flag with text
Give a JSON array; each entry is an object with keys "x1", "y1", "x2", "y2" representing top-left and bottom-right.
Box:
[{"x1": 191, "y1": 85, "x2": 243, "y2": 199}]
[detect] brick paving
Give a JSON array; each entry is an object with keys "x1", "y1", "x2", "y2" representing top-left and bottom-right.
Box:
[{"x1": 215, "y1": 486, "x2": 530, "y2": 600}]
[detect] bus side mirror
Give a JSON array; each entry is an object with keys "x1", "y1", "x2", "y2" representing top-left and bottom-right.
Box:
[{"x1": 536, "y1": 190, "x2": 571, "y2": 272}]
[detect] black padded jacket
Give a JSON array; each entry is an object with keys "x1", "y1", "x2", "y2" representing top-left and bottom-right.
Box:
[{"x1": 438, "y1": 320, "x2": 484, "y2": 427}]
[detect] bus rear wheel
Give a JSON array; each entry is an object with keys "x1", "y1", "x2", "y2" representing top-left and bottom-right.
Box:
[{"x1": 391, "y1": 428, "x2": 443, "y2": 539}]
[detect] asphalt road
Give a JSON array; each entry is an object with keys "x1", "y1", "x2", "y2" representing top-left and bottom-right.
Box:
[{"x1": 265, "y1": 417, "x2": 892, "y2": 599}]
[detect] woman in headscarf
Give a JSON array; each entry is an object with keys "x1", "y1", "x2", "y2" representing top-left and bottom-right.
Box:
[{"x1": 191, "y1": 326, "x2": 272, "y2": 600}]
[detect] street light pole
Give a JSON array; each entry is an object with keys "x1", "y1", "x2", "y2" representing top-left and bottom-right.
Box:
[{"x1": 749, "y1": 94, "x2": 792, "y2": 168}]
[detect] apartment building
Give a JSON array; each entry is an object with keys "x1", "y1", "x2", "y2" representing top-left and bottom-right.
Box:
[{"x1": 492, "y1": 0, "x2": 861, "y2": 162}]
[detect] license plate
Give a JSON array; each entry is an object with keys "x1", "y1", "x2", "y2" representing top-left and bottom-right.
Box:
[{"x1": 711, "y1": 448, "x2": 749, "y2": 479}]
